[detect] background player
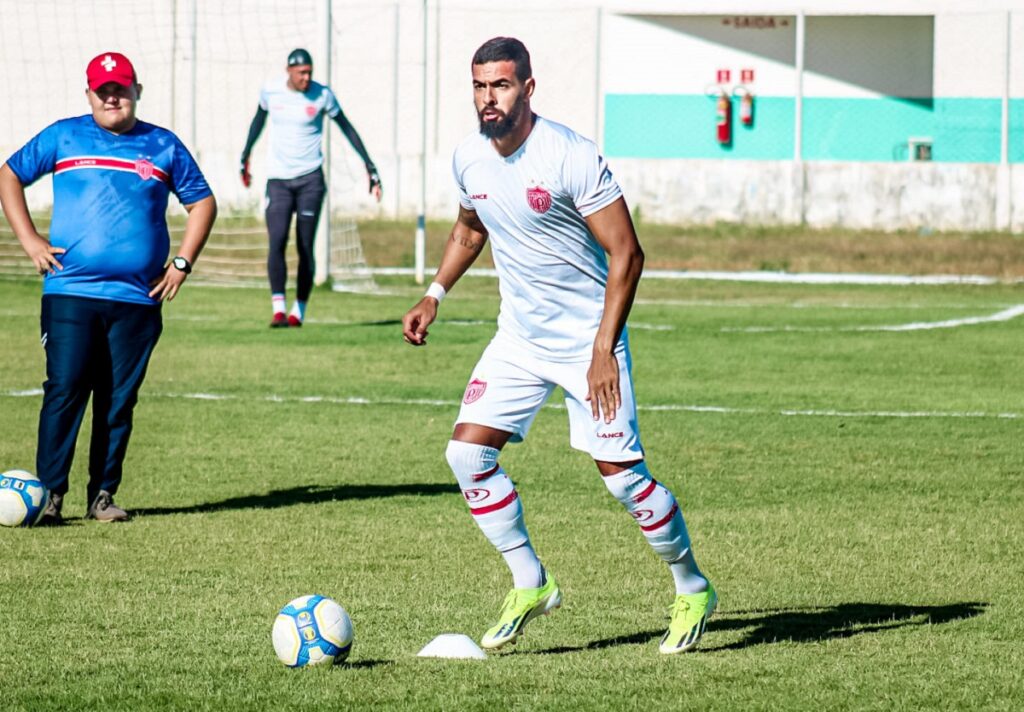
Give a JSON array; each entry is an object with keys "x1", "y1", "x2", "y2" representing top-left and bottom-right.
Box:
[
  {"x1": 240, "y1": 48, "x2": 382, "y2": 328},
  {"x1": 402, "y1": 37, "x2": 716, "y2": 654},
  {"x1": 0, "y1": 51, "x2": 216, "y2": 523}
]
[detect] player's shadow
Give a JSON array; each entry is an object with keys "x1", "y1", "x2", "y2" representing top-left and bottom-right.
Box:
[
  {"x1": 532, "y1": 601, "x2": 986, "y2": 655},
  {"x1": 132, "y1": 482, "x2": 459, "y2": 517}
]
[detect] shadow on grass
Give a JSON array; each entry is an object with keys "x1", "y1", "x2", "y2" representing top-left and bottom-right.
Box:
[
  {"x1": 530, "y1": 601, "x2": 987, "y2": 655},
  {"x1": 342, "y1": 659, "x2": 394, "y2": 670},
  {"x1": 132, "y1": 482, "x2": 459, "y2": 517}
]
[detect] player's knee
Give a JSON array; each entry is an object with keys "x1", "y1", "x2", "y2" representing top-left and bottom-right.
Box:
[{"x1": 445, "y1": 439, "x2": 500, "y2": 488}]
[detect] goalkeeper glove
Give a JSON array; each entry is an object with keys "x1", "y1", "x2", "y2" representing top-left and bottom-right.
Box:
[{"x1": 240, "y1": 158, "x2": 251, "y2": 188}]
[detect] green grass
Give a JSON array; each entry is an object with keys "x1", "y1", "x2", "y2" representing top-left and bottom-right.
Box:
[{"x1": 1, "y1": 276, "x2": 1023, "y2": 710}]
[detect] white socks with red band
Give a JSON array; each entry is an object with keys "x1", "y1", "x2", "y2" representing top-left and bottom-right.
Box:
[
  {"x1": 601, "y1": 461, "x2": 708, "y2": 594},
  {"x1": 446, "y1": 440, "x2": 543, "y2": 588}
]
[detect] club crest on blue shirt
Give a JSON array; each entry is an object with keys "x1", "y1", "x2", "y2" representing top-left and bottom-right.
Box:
[
  {"x1": 527, "y1": 185, "x2": 551, "y2": 214},
  {"x1": 134, "y1": 159, "x2": 155, "y2": 180}
]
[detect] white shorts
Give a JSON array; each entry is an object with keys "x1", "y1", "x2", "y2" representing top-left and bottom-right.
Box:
[{"x1": 455, "y1": 334, "x2": 645, "y2": 463}]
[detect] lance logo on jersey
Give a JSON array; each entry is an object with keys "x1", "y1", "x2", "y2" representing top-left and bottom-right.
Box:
[
  {"x1": 463, "y1": 378, "x2": 487, "y2": 404},
  {"x1": 526, "y1": 185, "x2": 552, "y2": 214}
]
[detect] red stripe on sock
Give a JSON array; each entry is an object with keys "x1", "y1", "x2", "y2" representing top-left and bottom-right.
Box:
[
  {"x1": 470, "y1": 490, "x2": 518, "y2": 516},
  {"x1": 633, "y1": 479, "x2": 658, "y2": 504},
  {"x1": 471, "y1": 465, "x2": 500, "y2": 482},
  {"x1": 640, "y1": 503, "x2": 678, "y2": 531}
]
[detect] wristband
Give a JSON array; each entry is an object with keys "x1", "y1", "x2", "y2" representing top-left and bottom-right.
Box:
[{"x1": 425, "y1": 282, "x2": 446, "y2": 303}]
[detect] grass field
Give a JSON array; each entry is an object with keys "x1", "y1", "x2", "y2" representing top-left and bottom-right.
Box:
[{"x1": 1, "y1": 273, "x2": 1023, "y2": 710}]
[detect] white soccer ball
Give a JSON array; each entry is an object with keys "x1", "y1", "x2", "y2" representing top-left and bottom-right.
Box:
[
  {"x1": 272, "y1": 594, "x2": 353, "y2": 667},
  {"x1": 0, "y1": 470, "x2": 49, "y2": 527}
]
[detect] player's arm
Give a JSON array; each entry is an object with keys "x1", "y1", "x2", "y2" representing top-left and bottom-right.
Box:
[
  {"x1": 239, "y1": 106, "x2": 267, "y2": 187},
  {"x1": 0, "y1": 163, "x2": 65, "y2": 275},
  {"x1": 585, "y1": 196, "x2": 645, "y2": 422},
  {"x1": 148, "y1": 195, "x2": 218, "y2": 302},
  {"x1": 402, "y1": 205, "x2": 489, "y2": 346},
  {"x1": 331, "y1": 109, "x2": 382, "y2": 201}
]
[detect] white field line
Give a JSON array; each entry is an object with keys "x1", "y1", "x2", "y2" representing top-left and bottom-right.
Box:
[
  {"x1": 2, "y1": 388, "x2": 1017, "y2": 419},
  {"x1": 633, "y1": 299, "x2": 1015, "y2": 310},
  {"x1": 724, "y1": 304, "x2": 1024, "y2": 333}
]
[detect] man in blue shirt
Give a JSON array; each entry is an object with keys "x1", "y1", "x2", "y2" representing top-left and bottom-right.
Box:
[
  {"x1": 240, "y1": 48, "x2": 381, "y2": 328},
  {"x1": 0, "y1": 51, "x2": 217, "y2": 524}
]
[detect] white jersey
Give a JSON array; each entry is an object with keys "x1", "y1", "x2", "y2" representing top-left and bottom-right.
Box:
[
  {"x1": 259, "y1": 75, "x2": 341, "y2": 180},
  {"x1": 452, "y1": 116, "x2": 625, "y2": 362}
]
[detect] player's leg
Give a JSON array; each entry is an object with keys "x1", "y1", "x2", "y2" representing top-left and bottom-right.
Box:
[
  {"x1": 290, "y1": 169, "x2": 325, "y2": 326},
  {"x1": 35, "y1": 296, "x2": 101, "y2": 523},
  {"x1": 85, "y1": 300, "x2": 162, "y2": 521},
  {"x1": 561, "y1": 347, "x2": 715, "y2": 653},
  {"x1": 448, "y1": 341, "x2": 560, "y2": 649},
  {"x1": 264, "y1": 178, "x2": 295, "y2": 327}
]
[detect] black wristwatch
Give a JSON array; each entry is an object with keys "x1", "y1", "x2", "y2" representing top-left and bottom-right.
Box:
[{"x1": 172, "y1": 256, "x2": 192, "y2": 274}]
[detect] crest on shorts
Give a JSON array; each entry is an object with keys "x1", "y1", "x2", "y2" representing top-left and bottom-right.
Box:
[
  {"x1": 526, "y1": 185, "x2": 551, "y2": 214},
  {"x1": 134, "y1": 159, "x2": 155, "y2": 180},
  {"x1": 463, "y1": 378, "x2": 487, "y2": 404},
  {"x1": 306, "y1": 104, "x2": 317, "y2": 118}
]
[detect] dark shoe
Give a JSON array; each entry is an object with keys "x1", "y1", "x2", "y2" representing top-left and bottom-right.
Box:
[
  {"x1": 270, "y1": 312, "x2": 289, "y2": 328},
  {"x1": 37, "y1": 492, "x2": 64, "y2": 526},
  {"x1": 287, "y1": 314, "x2": 302, "y2": 327},
  {"x1": 86, "y1": 490, "x2": 130, "y2": 522}
]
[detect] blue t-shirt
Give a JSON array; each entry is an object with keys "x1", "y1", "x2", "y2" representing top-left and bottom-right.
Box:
[{"x1": 5, "y1": 115, "x2": 212, "y2": 305}]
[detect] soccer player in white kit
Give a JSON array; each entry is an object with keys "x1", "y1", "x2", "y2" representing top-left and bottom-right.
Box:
[{"x1": 402, "y1": 37, "x2": 716, "y2": 654}]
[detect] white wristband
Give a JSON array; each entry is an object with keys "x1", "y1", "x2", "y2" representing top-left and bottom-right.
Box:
[{"x1": 425, "y1": 282, "x2": 447, "y2": 303}]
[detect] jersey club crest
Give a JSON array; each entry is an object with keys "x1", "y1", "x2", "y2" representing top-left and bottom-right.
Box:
[
  {"x1": 526, "y1": 185, "x2": 552, "y2": 214},
  {"x1": 306, "y1": 104, "x2": 317, "y2": 118},
  {"x1": 134, "y1": 159, "x2": 155, "y2": 180},
  {"x1": 463, "y1": 378, "x2": 487, "y2": 404}
]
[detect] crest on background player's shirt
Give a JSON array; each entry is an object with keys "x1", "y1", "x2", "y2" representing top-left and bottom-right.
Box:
[
  {"x1": 306, "y1": 104, "x2": 317, "y2": 118},
  {"x1": 463, "y1": 378, "x2": 487, "y2": 404},
  {"x1": 134, "y1": 159, "x2": 154, "y2": 180},
  {"x1": 526, "y1": 185, "x2": 551, "y2": 214}
]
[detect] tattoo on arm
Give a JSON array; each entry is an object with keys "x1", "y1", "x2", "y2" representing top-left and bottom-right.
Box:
[{"x1": 450, "y1": 232, "x2": 484, "y2": 251}]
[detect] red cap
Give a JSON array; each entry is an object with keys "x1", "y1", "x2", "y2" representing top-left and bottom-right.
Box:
[{"x1": 86, "y1": 52, "x2": 137, "y2": 91}]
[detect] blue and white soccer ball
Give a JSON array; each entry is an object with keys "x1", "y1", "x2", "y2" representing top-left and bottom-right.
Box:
[
  {"x1": 272, "y1": 594, "x2": 353, "y2": 667},
  {"x1": 0, "y1": 469, "x2": 49, "y2": 528}
]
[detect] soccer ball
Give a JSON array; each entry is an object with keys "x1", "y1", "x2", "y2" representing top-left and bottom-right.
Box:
[
  {"x1": 0, "y1": 469, "x2": 49, "y2": 527},
  {"x1": 272, "y1": 594, "x2": 353, "y2": 667}
]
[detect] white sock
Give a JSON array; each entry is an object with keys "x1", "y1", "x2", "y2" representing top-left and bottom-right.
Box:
[
  {"x1": 271, "y1": 294, "x2": 286, "y2": 315},
  {"x1": 501, "y1": 544, "x2": 544, "y2": 589},
  {"x1": 601, "y1": 461, "x2": 708, "y2": 594},
  {"x1": 290, "y1": 300, "x2": 306, "y2": 320},
  {"x1": 445, "y1": 440, "x2": 542, "y2": 587}
]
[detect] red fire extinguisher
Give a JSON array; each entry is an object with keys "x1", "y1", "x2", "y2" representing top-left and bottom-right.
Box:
[
  {"x1": 716, "y1": 92, "x2": 732, "y2": 145},
  {"x1": 739, "y1": 89, "x2": 754, "y2": 126}
]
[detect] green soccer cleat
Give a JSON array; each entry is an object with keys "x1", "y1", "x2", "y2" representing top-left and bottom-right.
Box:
[
  {"x1": 659, "y1": 583, "x2": 717, "y2": 654},
  {"x1": 480, "y1": 575, "x2": 562, "y2": 650}
]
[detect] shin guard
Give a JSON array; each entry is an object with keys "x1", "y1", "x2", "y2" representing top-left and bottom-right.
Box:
[
  {"x1": 446, "y1": 440, "x2": 529, "y2": 552},
  {"x1": 601, "y1": 461, "x2": 691, "y2": 563}
]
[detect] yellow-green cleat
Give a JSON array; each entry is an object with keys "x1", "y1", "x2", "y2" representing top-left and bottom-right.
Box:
[
  {"x1": 659, "y1": 583, "x2": 717, "y2": 654},
  {"x1": 480, "y1": 575, "x2": 562, "y2": 650}
]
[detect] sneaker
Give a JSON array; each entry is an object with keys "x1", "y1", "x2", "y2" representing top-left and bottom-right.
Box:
[
  {"x1": 270, "y1": 312, "x2": 289, "y2": 328},
  {"x1": 480, "y1": 574, "x2": 562, "y2": 650},
  {"x1": 86, "y1": 490, "x2": 130, "y2": 522},
  {"x1": 287, "y1": 314, "x2": 302, "y2": 327},
  {"x1": 37, "y1": 492, "x2": 64, "y2": 526},
  {"x1": 659, "y1": 583, "x2": 717, "y2": 654}
]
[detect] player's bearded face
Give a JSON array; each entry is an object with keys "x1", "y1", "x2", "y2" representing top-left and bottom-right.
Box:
[{"x1": 477, "y1": 89, "x2": 527, "y2": 140}]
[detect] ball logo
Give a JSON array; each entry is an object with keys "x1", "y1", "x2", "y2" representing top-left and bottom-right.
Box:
[
  {"x1": 297, "y1": 611, "x2": 312, "y2": 625},
  {"x1": 306, "y1": 105, "x2": 317, "y2": 118},
  {"x1": 134, "y1": 159, "x2": 155, "y2": 180},
  {"x1": 631, "y1": 509, "x2": 654, "y2": 522},
  {"x1": 463, "y1": 488, "x2": 489, "y2": 503},
  {"x1": 463, "y1": 378, "x2": 487, "y2": 404},
  {"x1": 526, "y1": 185, "x2": 552, "y2": 214},
  {"x1": 302, "y1": 627, "x2": 317, "y2": 641}
]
